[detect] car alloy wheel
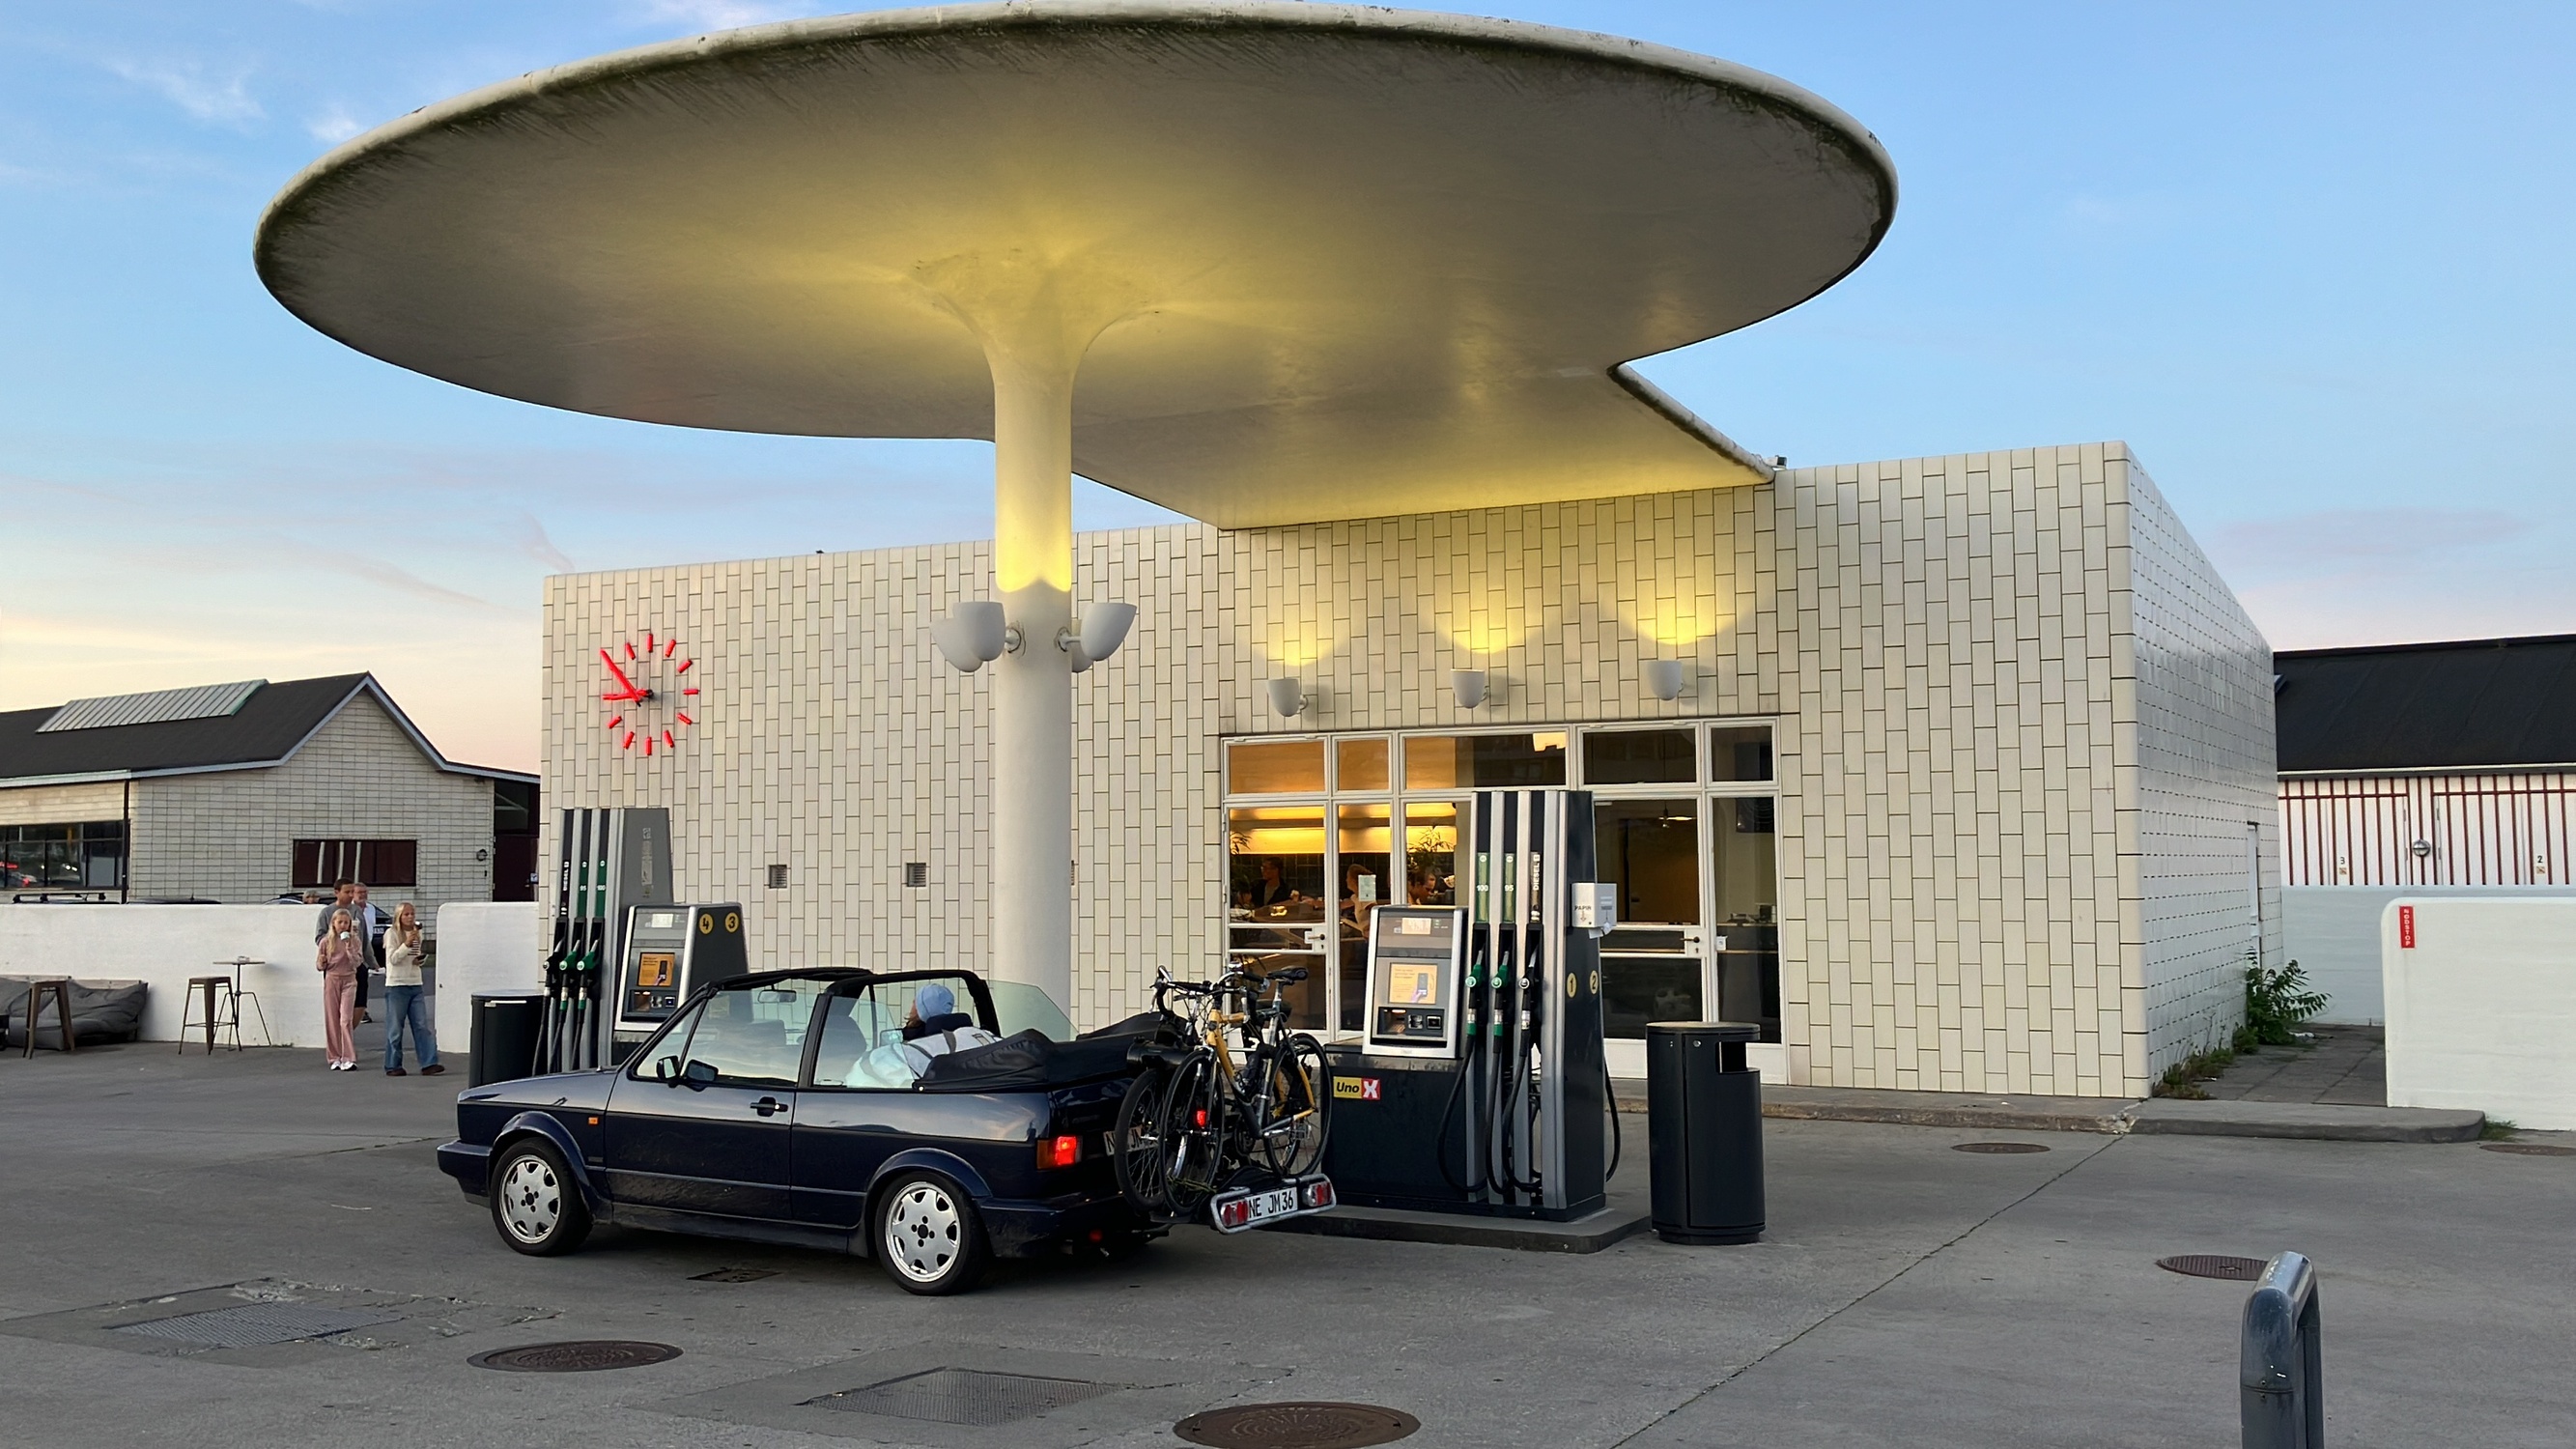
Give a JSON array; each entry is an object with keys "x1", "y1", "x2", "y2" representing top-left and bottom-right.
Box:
[
  {"x1": 488, "y1": 1139, "x2": 591, "y2": 1256},
  {"x1": 498, "y1": 1153, "x2": 559, "y2": 1243},
  {"x1": 875, "y1": 1171, "x2": 988, "y2": 1295}
]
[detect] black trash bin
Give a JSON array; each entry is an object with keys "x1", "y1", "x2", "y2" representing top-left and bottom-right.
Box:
[
  {"x1": 1647, "y1": 1020, "x2": 1766, "y2": 1244},
  {"x1": 467, "y1": 993, "x2": 546, "y2": 1087}
]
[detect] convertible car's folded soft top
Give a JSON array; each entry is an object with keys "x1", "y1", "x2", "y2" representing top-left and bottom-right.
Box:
[{"x1": 918, "y1": 1020, "x2": 1157, "y2": 1092}]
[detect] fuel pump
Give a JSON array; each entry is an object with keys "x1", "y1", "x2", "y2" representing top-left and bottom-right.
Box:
[
  {"x1": 611, "y1": 902, "x2": 749, "y2": 1063},
  {"x1": 1322, "y1": 787, "x2": 1611, "y2": 1221},
  {"x1": 540, "y1": 807, "x2": 672, "y2": 1072}
]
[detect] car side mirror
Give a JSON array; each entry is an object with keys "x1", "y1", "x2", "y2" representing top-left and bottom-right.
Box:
[
  {"x1": 653, "y1": 1056, "x2": 679, "y2": 1084},
  {"x1": 682, "y1": 1059, "x2": 719, "y2": 1089}
]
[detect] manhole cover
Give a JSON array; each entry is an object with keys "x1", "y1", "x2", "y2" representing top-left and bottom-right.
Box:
[
  {"x1": 690, "y1": 1267, "x2": 779, "y2": 1282},
  {"x1": 469, "y1": 1340, "x2": 683, "y2": 1372},
  {"x1": 1175, "y1": 1402, "x2": 1420, "y2": 1449},
  {"x1": 806, "y1": 1368, "x2": 1118, "y2": 1425},
  {"x1": 2157, "y1": 1255, "x2": 2269, "y2": 1280},
  {"x1": 2481, "y1": 1142, "x2": 2576, "y2": 1157},
  {"x1": 1953, "y1": 1141, "x2": 2050, "y2": 1153},
  {"x1": 112, "y1": 1303, "x2": 402, "y2": 1349}
]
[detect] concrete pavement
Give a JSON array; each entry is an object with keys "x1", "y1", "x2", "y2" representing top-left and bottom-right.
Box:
[{"x1": 3, "y1": 1041, "x2": 2570, "y2": 1447}]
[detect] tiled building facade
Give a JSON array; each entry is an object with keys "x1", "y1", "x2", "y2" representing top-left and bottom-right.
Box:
[{"x1": 542, "y1": 441, "x2": 2276, "y2": 1096}]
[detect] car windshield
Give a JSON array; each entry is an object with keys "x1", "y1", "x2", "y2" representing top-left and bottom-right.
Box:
[{"x1": 658, "y1": 979, "x2": 828, "y2": 1089}]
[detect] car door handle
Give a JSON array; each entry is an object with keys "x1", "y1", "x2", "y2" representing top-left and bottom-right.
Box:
[{"x1": 751, "y1": 1096, "x2": 785, "y2": 1118}]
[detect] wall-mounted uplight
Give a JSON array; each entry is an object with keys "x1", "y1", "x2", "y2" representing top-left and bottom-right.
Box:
[
  {"x1": 929, "y1": 601, "x2": 1008, "y2": 672},
  {"x1": 1267, "y1": 678, "x2": 1307, "y2": 718},
  {"x1": 1059, "y1": 601, "x2": 1139, "y2": 676},
  {"x1": 1645, "y1": 660, "x2": 1687, "y2": 701},
  {"x1": 1452, "y1": 669, "x2": 1487, "y2": 709}
]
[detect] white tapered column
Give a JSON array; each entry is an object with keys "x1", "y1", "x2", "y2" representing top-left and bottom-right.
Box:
[{"x1": 987, "y1": 347, "x2": 1077, "y2": 1010}]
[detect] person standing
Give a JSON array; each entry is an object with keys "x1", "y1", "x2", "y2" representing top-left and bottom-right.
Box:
[
  {"x1": 381, "y1": 901, "x2": 443, "y2": 1076},
  {"x1": 315, "y1": 907, "x2": 362, "y2": 1069},
  {"x1": 349, "y1": 882, "x2": 383, "y2": 1024}
]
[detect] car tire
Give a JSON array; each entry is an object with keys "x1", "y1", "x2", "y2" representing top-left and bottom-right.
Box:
[
  {"x1": 874, "y1": 1171, "x2": 989, "y2": 1296},
  {"x1": 488, "y1": 1138, "x2": 591, "y2": 1257}
]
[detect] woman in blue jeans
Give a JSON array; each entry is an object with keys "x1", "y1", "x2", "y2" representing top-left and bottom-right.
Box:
[{"x1": 382, "y1": 901, "x2": 443, "y2": 1076}]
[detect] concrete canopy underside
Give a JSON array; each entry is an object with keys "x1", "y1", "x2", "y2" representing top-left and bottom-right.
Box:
[{"x1": 254, "y1": 2, "x2": 1895, "y2": 527}]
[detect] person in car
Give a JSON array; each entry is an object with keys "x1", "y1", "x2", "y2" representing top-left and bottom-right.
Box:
[{"x1": 841, "y1": 982, "x2": 999, "y2": 1089}]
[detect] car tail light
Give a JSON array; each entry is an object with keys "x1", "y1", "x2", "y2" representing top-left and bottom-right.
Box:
[
  {"x1": 1216, "y1": 1197, "x2": 1252, "y2": 1230},
  {"x1": 1034, "y1": 1133, "x2": 1082, "y2": 1170},
  {"x1": 1303, "y1": 1179, "x2": 1336, "y2": 1209}
]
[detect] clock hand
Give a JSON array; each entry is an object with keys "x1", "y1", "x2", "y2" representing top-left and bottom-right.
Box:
[{"x1": 600, "y1": 648, "x2": 642, "y2": 697}]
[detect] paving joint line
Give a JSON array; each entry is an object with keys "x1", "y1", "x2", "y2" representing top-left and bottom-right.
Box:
[{"x1": 1607, "y1": 1135, "x2": 2123, "y2": 1448}]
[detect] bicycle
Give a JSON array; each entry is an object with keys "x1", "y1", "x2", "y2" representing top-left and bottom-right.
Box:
[{"x1": 1113, "y1": 963, "x2": 1331, "y2": 1221}]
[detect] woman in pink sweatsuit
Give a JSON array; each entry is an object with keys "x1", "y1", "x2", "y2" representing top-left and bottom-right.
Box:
[{"x1": 316, "y1": 908, "x2": 362, "y2": 1069}]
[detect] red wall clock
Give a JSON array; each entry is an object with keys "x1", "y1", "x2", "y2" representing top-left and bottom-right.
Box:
[{"x1": 599, "y1": 633, "x2": 699, "y2": 757}]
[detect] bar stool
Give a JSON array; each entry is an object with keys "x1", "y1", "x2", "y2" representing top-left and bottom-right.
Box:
[
  {"x1": 182, "y1": 976, "x2": 231, "y2": 1054},
  {"x1": 19, "y1": 979, "x2": 76, "y2": 1057},
  {"x1": 182, "y1": 958, "x2": 270, "y2": 1052}
]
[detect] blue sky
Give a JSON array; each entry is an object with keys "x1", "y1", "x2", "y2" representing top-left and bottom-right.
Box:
[{"x1": 4, "y1": 2, "x2": 2571, "y2": 770}]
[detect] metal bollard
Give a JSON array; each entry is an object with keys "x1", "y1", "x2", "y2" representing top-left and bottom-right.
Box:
[{"x1": 2241, "y1": 1251, "x2": 2323, "y2": 1449}]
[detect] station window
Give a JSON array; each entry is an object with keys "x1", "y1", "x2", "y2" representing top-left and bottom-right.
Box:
[
  {"x1": 1334, "y1": 737, "x2": 1390, "y2": 793},
  {"x1": 1, "y1": 821, "x2": 124, "y2": 893},
  {"x1": 1710, "y1": 724, "x2": 1774, "y2": 783},
  {"x1": 1582, "y1": 727, "x2": 1697, "y2": 785},
  {"x1": 1401, "y1": 731, "x2": 1568, "y2": 789},
  {"x1": 1226, "y1": 738, "x2": 1325, "y2": 795}
]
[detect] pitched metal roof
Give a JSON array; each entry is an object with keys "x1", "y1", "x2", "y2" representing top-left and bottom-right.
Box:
[
  {"x1": 0, "y1": 674, "x2": 533, "y2": 787},
  {"x1": 40, "y1": 679, "x2": 267, "y2": 733},
  {"x1": 2274, "y1": 634, "x2": 2576, "y2": 775}
]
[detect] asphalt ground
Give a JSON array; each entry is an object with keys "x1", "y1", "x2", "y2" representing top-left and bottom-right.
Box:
[{"x1": 2, "y1": 1042, "x2": 2570, "y2": 1448}]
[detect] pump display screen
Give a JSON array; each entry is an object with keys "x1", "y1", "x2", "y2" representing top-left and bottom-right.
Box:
[
  {"x1": 1368, "y1": 907, "x2": 1462, "y2": 1047},
  {"x1": 626, "y1": 950, "x2": 680, "y2": 1018}
]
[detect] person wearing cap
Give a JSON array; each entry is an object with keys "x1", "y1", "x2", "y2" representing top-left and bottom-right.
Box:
[{"x1": 897, "y1": 981, "x2": 998, "y2": 1065}]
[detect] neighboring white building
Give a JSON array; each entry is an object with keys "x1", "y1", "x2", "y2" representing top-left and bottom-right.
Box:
[
  {"x1": 2275, "y1": 634, "x2": 2576, "y2": 1022},
  {"x1": 540, "y1": 441, "x2": 2278, "y2": 1099},
  {"x1": 0, "y1": 674, "x2": 537, "y2": 916}
]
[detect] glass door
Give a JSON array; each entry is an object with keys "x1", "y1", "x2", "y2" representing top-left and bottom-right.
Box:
[
  {"x1": 1710, "y1": 796, "x2": 1779, "y2": 1041},
  {"x1": 1593, "y1": 797, "x2": 1704, "y2": 1078},
  {"x1": 1225, "y1": 804, "x2": 1330, "y2": 1030},
  {"x1": 1333, "y1": 804, "x2": 1393, "y2": 1034}
]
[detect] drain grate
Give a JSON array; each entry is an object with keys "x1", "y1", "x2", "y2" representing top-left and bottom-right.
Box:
[
  {"x1": 470, "y1": 1340, "x2": 683, "y2": 1372},
  {"x1": 112, "y1": 1303, "x2": 402, "y2": 1349},
  {"x1": 690, "y1": 1267, "x2": 779, "y2": 1282},
  {"x1": 2157, "y1": 1255, "x2": 2269, "y2": 1281},
  {"x1": 806, "y1": 1368, "x2": 1118, "y2": 1425},
  {"x1": 2481, "y1": 1142, "x2": 2576, "y2": 1157},
  {"x1": 1953, "y1": 1141, "x2": 2050, "y2": 1154},
  {"x1": 1175, "y1": 1402, "x2": 1420, "y2": 1449}
]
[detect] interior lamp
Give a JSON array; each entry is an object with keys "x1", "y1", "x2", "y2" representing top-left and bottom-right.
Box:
[
  {"x1": 1645, "y1": 660, "x2": 1687, "y2": 700},
  {"x1": 929, "y1": 601, "x2": 1007, "y2": 673},
  {"x1": 1452, "y1": 669, "x2": 1487, "y2": 709},
  {"x1": 1267, "y1": 678, "x2": 1307, "y2": 718}
]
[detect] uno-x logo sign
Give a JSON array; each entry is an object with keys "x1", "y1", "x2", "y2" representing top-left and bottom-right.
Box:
[{"x1": 1333, "y1": 1076, "x2": 1382, "y2": 1100}]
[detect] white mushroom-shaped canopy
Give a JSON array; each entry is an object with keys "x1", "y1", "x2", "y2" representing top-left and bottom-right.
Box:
[{"x1": 256, "y1": 2, "x2": 1894, "y2": 528}]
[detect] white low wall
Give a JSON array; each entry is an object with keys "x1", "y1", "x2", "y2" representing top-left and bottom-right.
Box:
[
  {"x1": 2285, "y1": 885, "x2": 2576, "y2": 1024},
  {"x1": 432, "y1": 902, "x2": 543, "y2": 1016},
  {"x1": 0, "y1": 904, "x2": 326, "y2": 1046},
  {"x1": 2384, "y1": 897, "x2": 2576, "y2": 1129}
]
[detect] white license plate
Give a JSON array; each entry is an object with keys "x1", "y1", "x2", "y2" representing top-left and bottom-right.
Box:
[{"x1": 1241, "y1": 1187, "x2": 1298, "y2": 1224}]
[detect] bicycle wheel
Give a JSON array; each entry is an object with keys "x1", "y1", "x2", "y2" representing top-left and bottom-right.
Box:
[
  {"x1": 1258, "y1": 1033, "x2": 1331, "y2": 1179},
  {"x1": 1112, "y1": 1065, "x2": 1172, "y2": 1214},
  {"x1": 1154, "y1": 1051, "x2": 1222, "y2": 1219}
]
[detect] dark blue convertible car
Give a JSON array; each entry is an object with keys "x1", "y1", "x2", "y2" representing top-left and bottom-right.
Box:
[{"x1": 437, "y1": 967, "x2": 1156, "y2": 1294}]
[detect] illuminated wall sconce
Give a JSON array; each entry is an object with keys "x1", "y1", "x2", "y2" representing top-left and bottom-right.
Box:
[
  {"x1": 1060, "y1": 601, "x2": 1139, "y2": 675},
  {"x1": 929, "y1": 601, "x2": 1008, "y2": 672},
  {"x1": 1266, "y1": 677, "x2": 1307, "y2": 718},
  {"x1": 1452, "y1": 669, "x2": 1487, "y2": 709},
  {"x1": 1645, "y1": 660, "x2": 1687, "y2": 700}
]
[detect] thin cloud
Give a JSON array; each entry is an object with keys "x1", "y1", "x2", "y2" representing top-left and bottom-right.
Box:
[
  {"x1": 310, "y1": 554, "x2": 514, "y2": 615},
  {"x1": 2211, "y1": 507, "x2": 2527, "y2": 572},
  {"x1": 635, "y1": 0, "x2": 809, "y2": 30},
  {"x1": 513, "y1": 512, "x2": 579, "y2": 573},
  {"x1": 102, "y1": 56, "x2": 264, "y2": 128},
  {"x1": 305, "y1": 102, "x2": 365, "y2": 144}
]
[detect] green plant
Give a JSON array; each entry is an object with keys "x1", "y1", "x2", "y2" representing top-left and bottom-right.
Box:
[
  {"x1": 2245, "y1": 957, "x2": 2329, "y2": 1046},
  {"x1": 2153, "y1": 1040, "x2": 2239, "y2": 1099},
  {"x1": 2481, "y1": 1118, "x2": 2518, "y2": 1141}
]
